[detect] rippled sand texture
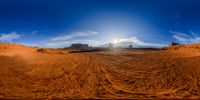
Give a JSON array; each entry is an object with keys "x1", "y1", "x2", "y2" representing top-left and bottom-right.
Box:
[{"x1": 1, "y1": 42, "x2": 200, "y2": 99}]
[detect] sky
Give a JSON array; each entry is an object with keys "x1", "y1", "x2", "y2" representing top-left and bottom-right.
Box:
[{"x1": 0, "y1": 0, "x2": 200, "y2": 48}]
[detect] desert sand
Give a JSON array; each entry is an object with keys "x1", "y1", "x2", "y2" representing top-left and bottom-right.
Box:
[{"x1": 1, "y1": 42, "x2": 200, "y2": 99}]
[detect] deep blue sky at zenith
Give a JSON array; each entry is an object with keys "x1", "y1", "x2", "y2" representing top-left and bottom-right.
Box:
[{"x1": 0, "y1": 0, "x2": 200, "y2": 48}]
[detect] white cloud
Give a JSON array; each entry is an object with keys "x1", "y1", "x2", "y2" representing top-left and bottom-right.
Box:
[
  {"x1": 70, "y1": 39, "x2": 100, "y2": 46},
  {"x1": 51, "y1": 31, "x2": 98, "y2": 42},
  {"x1": 0, "y1": 32, "x2": 21, "y2": 41},
  {"x1": 117, "y1": 37, "x2": 144, "y2": 45},
  {"x1": 41, "y1": 39, "x2": 100, "y2": 48},
  {"x1": 41, "y1": 41, "x2": 69, "y2": 48},
  {"x1": 171, "y1": 31, "x2": 200, "y2": 44},
  {"x1": 40, "y1": 31, "x2": 165, "y2": 48},
  {"x1": 40, "y1": 31, "x2": 99, "y2": 48},
  {"x1": 112, "y1": 37, "x2": 165, "y2": 48}
]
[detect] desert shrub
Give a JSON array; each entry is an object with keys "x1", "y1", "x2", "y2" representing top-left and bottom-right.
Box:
[{"x1": 37, "y1": 48, "x2": 47, "y2": 53}]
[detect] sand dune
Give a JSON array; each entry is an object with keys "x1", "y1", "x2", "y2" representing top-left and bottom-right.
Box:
[{"x1": 1, "y1": 42, "x2": 200, "y2": 99}]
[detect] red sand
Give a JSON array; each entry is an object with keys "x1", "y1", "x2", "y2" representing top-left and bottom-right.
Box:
[{"x1": 1, "y1": 42, "x2": 200, "y2": 99}]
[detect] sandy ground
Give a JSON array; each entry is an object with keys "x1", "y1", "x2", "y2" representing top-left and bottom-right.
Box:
[{"x1": 1, "y1": 42, "x2": 200, "y2": 99}]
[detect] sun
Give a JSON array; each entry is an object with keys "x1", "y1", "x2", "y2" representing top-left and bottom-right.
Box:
[{"x1": 112, "y1": 39, "x2": 119, "y2": 44}]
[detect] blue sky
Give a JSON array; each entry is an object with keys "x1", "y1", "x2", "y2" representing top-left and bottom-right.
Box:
[{"x1": 0, "y1": 0, "x2": 200, "y2": 48}]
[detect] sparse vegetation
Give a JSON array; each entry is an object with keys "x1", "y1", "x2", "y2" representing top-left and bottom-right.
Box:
[{"x1": 37, "y1": 48, "x2": 47, "y2": 53}]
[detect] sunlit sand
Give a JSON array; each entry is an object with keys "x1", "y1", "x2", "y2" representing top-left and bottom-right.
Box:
[{"x1": 1, "y1": 42, "x2": 200, "y2": 99}]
